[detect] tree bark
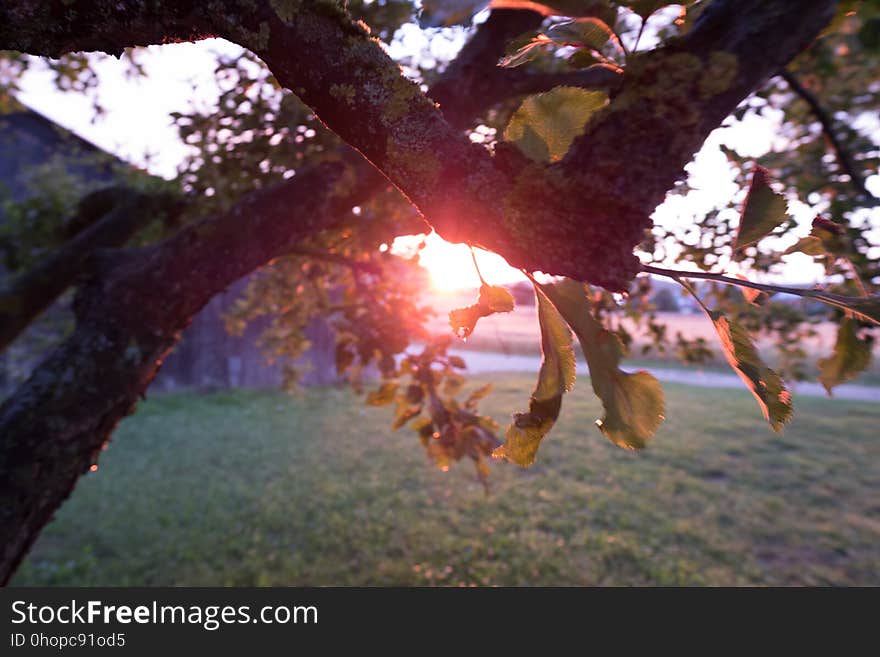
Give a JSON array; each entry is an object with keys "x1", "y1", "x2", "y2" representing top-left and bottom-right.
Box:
[
  {"x1": 0, "y1": 154, "x2": 381, "y2": 584},
  {"x1": 0, "y1": 188, "x2": 176, "y2": 352},
  {"x1": 0, "y1": 0, "x2": 838, "y2": 290},
  {"x1": 0, "y1": 9, "x2": 561, "y2": 584}
]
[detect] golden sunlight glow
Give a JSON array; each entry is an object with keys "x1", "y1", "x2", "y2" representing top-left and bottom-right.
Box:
[{"x1": 394, "y1": 233, "x2": 526, "y2": 292}]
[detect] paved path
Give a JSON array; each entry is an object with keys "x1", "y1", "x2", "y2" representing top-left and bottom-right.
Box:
[{"x1": 449, "y1": 349, "x2": 880, "y2": 403}]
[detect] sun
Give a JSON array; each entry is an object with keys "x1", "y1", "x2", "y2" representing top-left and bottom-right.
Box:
[{"x1": 394, "y1": 232, "x2": 526, "y2": 292}]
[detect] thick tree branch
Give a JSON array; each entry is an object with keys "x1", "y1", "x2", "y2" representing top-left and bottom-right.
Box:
[
  {"x1": 556, "y1": 0, "x2": 839, "y2": 278},
  {"x1": 0, "y1": 151, "x2": 383, "y2": 584},
  {"x1": 428, "y1": 8, "x2": 545, "y2": 128},
  {"x1": 286, "y1": 248, "x2": 383, "y2": 275},
  {"x1": 642, "y1": 263, "x2": 880, "y2": 326},
  {"x1": 0, "y1": 7, "x2": 533, "y2": 576},
  {"x1": 0, "y1": 188, "x2": 175, "y2": 353},
  {"x1": 779, "y1": 69, "x2": 877, "y2": 205},
  {"x1": 0, "y1": 2, "x2": 652, "y2": 289},
  {"x1": 1, "y1": 1, "x2": 836, "y2": 292}
]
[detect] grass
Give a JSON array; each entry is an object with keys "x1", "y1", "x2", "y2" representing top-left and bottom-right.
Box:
[{"x1": 12, "y1": 375, "x2": 880, "y2": 586}]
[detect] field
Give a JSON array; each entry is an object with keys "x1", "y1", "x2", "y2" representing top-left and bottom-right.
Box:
[
  {"x1": 426, "y1": 290, "x2": 880, "y2": 384},
  {"x1": 12, "y1": 375, "x2": 880, "y2": 586}
]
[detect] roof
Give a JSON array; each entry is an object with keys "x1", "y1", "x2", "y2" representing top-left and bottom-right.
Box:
[{"x1": 0, "y1": 106, "x2": 120, "y2": 203}]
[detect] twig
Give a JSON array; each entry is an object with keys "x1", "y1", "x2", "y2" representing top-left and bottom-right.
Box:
[
  {"x1": 780, "y1": 69, "x2": 877, "y2": 206},
  {"x1": 641, "y1": 263, "x2": 879, "y2": 325}
]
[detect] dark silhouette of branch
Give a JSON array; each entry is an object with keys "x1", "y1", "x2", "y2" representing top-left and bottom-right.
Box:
[
  {"x1": 0, "y1": 188, "x2": 176, "y2": 353},
  {"x1": 286, "y1": 248, "x2": 383, "y2": 275},
  {"x1": 642, "y1": 263, "x2": 879, "y2": 326},
  {"x1": 779, "y1": 68, "x2": 877, "y2": 206}
]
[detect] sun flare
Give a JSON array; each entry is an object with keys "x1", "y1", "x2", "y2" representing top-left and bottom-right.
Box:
[{"x1": 394, "y1": 233, "x2": 526, "y2": 293}]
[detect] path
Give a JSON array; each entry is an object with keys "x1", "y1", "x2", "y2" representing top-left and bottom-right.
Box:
[{"x1": 449, "y1": 349, "x2": 880, "y2": 403}]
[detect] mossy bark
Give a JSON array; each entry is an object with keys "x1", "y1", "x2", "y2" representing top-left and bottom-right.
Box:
[{"x1": 0, "y1": 155, "x2": 379, "y2": 584}]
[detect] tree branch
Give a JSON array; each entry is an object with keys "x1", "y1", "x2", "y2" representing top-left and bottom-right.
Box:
[
  {"x1": 779, "y1": 68, "x2": 877, "y2": 205},
  {"x1": 642, "y1": 263, "x2": 880, "y2": 326},
  {"x1": 558, "y1": 0, "x2": 839, "y2": 275},
  {"x1": 1, "y1": 1, "x2": 836, "y2": 292},
  {"x1": 0, "y1": 5, "x2": 534, "y2": 569},
  {"x1": 286, "y1": 248, "x2": 383, "y2": 275},
  {"x1": 0, "y1": 188, "x2": 176, "y2": 353},
  {"x1": 0, "y1": 152, "x2": 383, "y2": 584}
]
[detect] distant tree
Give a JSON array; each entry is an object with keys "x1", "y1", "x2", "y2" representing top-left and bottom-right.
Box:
[
  {"x1": 0, "y1": 0, "x2": 877, "y2": 583},
  {"x1": 652, "y1": 288, "x2": 680, "y2": 312}
]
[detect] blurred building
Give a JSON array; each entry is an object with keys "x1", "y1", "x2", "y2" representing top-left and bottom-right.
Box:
[{"x1": 0, "y1": 106, "x2": 336, "y2": 396}]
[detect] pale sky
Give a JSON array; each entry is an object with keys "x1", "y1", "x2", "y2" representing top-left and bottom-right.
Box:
[{"x1": 13, "y1": 18, "x2": 879, "y2": 292}]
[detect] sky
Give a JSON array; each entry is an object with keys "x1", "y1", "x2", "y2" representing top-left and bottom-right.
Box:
[{"x1": 12, "y1": 13, "x2": 878, "y2": 292}]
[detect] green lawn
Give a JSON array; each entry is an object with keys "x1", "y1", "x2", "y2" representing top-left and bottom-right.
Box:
[{"x1": 12, "y1": 375, "x2": 880, "y2": 586}]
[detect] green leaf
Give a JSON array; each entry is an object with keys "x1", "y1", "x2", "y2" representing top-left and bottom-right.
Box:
[
  {"x1": 547, "y1": 18, "x2": 616, "y2": 51},
  {"x1": 366, "y1": 381, "x2": 398, "y2": 406},
  {"x1": 493, "y1": 286, "x2": 575, "y2": 466},
  {"x1": 539, "y1": 279, "x2": 665, "y2": 449},
  {"x1": 818, "y1": 317, "x2": 873, "y2": 395},
  {"x1": 465, "y1": 383, "x2": 493, "y2": 408},
  {"x1": 498, "y1": 38, "x2": 546, "y2": 68},
  {"x1": 708, "y1": 311, "x2": 792, "y2": 432},
  {"x1": 734, "y1": 166, "x2": 790, "y2": 251},
  {"x1": 783, "y1": 217, "x2": 846, "y2": 257},
  {"x1": 405, "y1": 384, "x2": 424, "y2": 404},
  {"x1": 504, "y1": 86, "x2": 607, "y2": 163},
  {"x1": 858, "y1": 16, "x2": 880, "y2": 52},
  {"x1": 783, "y1": 235, "x2": 828, "y2": 257},
  {"x1": 391, "y1": 399, "x2": 422, "y2": 430}
]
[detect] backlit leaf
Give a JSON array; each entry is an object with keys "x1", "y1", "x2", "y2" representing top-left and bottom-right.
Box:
[
  {"x1": 449, "y1": 305, "x2": 484, "y2": 338},
  {"x1": 818, "y1": 317, "x2": 873, "y2": 395},
  {"x1": 547, "y1": 18, "x2": 616, "y2": 51},
  {"x1": 709, "y1": 311, "x2": 792, "y2": 431},
  {"x1": 366, "y1": 380, "x2": 398, "y2": 406},
  {"x1": 737, "y1": 274, "x2": 770, "y2": 306},
  {"x1": 449, "y1": 283, "x2": 515, "y2": 338},
  {"x1": 498, "y1": 38, "x2": 546, "y2": 68},
  {"x1": 539, "y1": 278, "x2": 665, "y2": 449},
  {"x1": 465, "y1": 383, "x2": 493, "y2": 408},
  {"x1": 734, "y1": 166, "x2": 790, "y2": 251},
  {"x1": 392, "y1": 399, "x2": 422, "y2": 430},
  {"x1": 480, "y1": 283, "x2": 515, "y2": 312},
  {"x1": 783, "y1": 216, "x2": 846, "y2": 258},
  {"x1": 783, "y1": 235, "x2": 828, "y2": 257},
  {"x1": 493, "y1": 286, "x2": 574, "y2": 466},
  {"x1": 504, "y1": 86, "x2": 607, "y2": 162}
]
